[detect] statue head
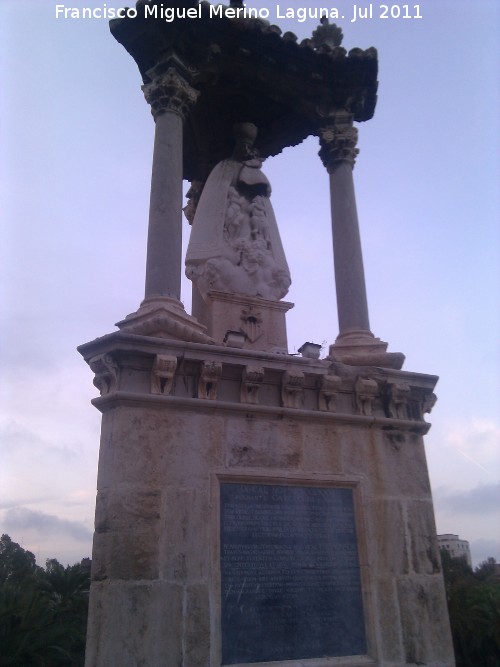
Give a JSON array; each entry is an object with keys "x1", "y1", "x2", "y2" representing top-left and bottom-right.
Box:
[{"x1": 232, "y1": 122, "x2": 258, "y2": 160}]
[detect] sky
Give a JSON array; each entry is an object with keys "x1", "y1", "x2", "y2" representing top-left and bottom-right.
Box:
[{"x1": 1, "y1": 0, "x2": 499, "y2": 568}]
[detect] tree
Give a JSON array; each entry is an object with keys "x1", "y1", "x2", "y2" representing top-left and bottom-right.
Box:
[
  {"x1": 440, "y1": 549, "x2": 500, "y2": 667},
  {"x1": 0, "y1": 535, "x2": 90, "y2": 666}
]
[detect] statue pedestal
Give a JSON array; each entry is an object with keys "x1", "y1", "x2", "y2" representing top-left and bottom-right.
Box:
[
  {"x1": 79, "y1": 329, "x2": 454, "y2": 667},
  {"x1": 203, "y1": 290, "x2": 294, "y2": 354}
]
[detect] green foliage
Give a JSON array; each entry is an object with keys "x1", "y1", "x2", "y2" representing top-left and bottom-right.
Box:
[
  {"x1": 440, "y1": 548, "x2": 500, "y2": 667},
  {"x1": 0, "y1": 535, "x2": 90, "y2": 667}
]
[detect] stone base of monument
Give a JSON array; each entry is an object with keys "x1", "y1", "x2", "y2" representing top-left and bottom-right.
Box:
[
  {"x1": 202, "y1": 290, "x2": 294, "y2": 353},
  {"x1": 79, "y1": 330, "x2": 455, "y2": 667}
]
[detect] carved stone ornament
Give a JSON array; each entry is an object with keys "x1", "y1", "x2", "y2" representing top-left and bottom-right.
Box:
[
  {"x1": 387, "y1": 381, "x2": 411, "y2": 420},
  {"x1": 240, "y1": 365, "x2": 264, "y2": 405},
  {"x1": 311, "y1": 19, "x2": 343, "y2": 50},
  {"x1": 185, "y1": 123, "x2": 291, "y2": 302},
  {"x1": 198, "y1": 360, "x2": 222, "y2": 400},
  {"x1": 281, "y1": 370, "x2": 305, "y2": 409},
  {"x1": 89, "y1": 354, "x2": 119, "y2": 396},
  {"x1": 421, "y1": 392, "x2": 437, "y2": 419},
  {"x1": 151, "y1": 354, "x2": 177, "y2": 395},
  {"x1": 354, "y1": 376, "x2": 378, "y2": 416},
  {"x1": 318, "y1": 372, "x2": 342, "y2": 412},
  {"x1": 318, "y1": 113, "x2": 359, "y2": 172},
  {"x1": 183, "y1": 180, "x2": 204, "y2": 225},
  {"x1": 142, "y1": 67, "x2": 199, "y2": 120},
  {"x1": 240, "y1": 306, "x2": 263, "y2": 343}
]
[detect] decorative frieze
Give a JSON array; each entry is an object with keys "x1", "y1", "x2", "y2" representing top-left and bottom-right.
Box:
[
  {"x1": 198, "y1": 361, "x2": 222, "y2": 400},
  {"x1": 241, "y1": 365, "x2": 265, "y2": 405},
  {"x1": 281, "y1": 370, "x2": 305, "y2": 409},
  {"x1": 151, "y1": 354, "x2": 177, "y2": 395},
  {"x1": 89, "y1": 354, "x2": 119, "y2": 396},
  {"x1": 142, "y1": 67, "x2": 199, "y2": 120},
  {"x1": 318, "y1": 372, "x2": 342, "y2": 412},
  {"x1": 354, "y1": 376, "x2": 378, "y2": 416}
]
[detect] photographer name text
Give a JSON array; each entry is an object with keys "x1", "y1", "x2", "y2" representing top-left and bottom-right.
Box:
[{"x1": 55, "y1": 4, "x2": 423, "y2": 23}]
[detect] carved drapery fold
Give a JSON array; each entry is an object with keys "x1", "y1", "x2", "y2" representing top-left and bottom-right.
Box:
[
  {"x1": 198, "y1": 361, "x2": 223, "y2": 400},
  {"x1": 151, "y1": 354, "x2": 177, "y2": 395},
  {"x1": 89, "y1": 354, "x2": 119, "y2": 396},
  {"x1": 142, "y1": 67, "x2": 199, "y2": 120},
  {"x1": 318, "y1": 111, "x2": 359, "y2": 172}
]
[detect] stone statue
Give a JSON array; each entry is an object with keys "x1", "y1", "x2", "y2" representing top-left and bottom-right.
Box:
[{"x1": 185, "y1": 123, "x2": 291, "y2": 301}]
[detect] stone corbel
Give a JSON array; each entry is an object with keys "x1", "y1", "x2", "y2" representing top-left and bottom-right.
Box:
[
  {"x1": 198, "y1": 361, "x2": 222, "y2": 400},
  {"x1": 354, "y1": 376, "x2": 378, "y2": 416},
  {"x1": 281, "y1": 370, "x2": 305, "y2": 409},
  {"x1": 420, "y1": 392, "x2": 437, "y2": 420},
  {"x1": 387, "y1": 381, "x2": 411, "y2": 420},
  {"x1": 89, "y1": 354, "x2": 119, "y2": 396},
  {"x1": 318, "y1": 372, "x2": 342, "y2": 412},
  {"x1": 151, "y1": 354, "x2": 177, "y2": 395},
  {"x1": 240, "y1": 365, "x2": 264, "y2": 405}
]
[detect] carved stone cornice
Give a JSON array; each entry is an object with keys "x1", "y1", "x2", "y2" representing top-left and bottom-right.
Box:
[
  {"x1": 318, "y1": 112, "x2": 359, "y2": 172},
  {"x1": 142, "y1": 67, "x2": 199, "y2": 120}
]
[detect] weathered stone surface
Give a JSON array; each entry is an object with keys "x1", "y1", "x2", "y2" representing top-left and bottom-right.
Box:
[
  {"x1": 160, "y1": 488, "x2": 210, "y2": 582},
  {"x1": 185, "y1": 584, "x2": 211, "y2": 667},
  {"x1": 366, "y1": 499, "x2": 409, "y2": 576},
  {"x1": 408, "y1": 499, "x2": 442, "y2": 575},
  {"x1": 85, "y1": 581, "x2": 183, "y2": 667},
  {"x1": 92, "y1": 488, "x2": 161, "y2": 581},
  {"x1": 397, "y1": 578, "x2": 455, "y2": 665},
  {"x1": 300, "y1": 423, "x2": 343, "y2": 472},
  {"x1": 225, "y1": 417, "x2": 302, "y2": 469},
  {"x1": 375, "y1": 578, "x2": 404, "y2": 663}
]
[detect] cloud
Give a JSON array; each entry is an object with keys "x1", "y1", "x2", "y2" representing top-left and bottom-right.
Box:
[
  {"x1": 434, "y1": 482, "x2": 500, "y2": 515},
  {"x1": 2, "y1": 507, "x2": 92, "y2": 542},
  {"x1": 445, "y1": 419, "x2": 500, "y2": 477},
  {"x1": 470, "y1": 538, "x2": 500, "y2": 566}
]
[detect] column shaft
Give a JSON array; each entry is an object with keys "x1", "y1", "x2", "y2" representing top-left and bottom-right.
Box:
[
  {"x1": 328, "y1": 162, "x2": 370, "y2": 334},
  {"x1": 145, "y1": 111, "x2": 183, "y2": 300}
]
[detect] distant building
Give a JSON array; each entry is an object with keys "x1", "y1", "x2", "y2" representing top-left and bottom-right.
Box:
[{"x1": 438, "y1": 534, "x2": 472, "y2": 567}]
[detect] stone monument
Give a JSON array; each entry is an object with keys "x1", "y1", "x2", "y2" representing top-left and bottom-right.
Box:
[{"x1": 79, "y1": 3, "x2": 456, "y2": 665}]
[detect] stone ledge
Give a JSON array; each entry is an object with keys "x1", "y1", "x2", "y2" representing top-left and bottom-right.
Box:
[{"x1": 90, "y1": 391, "x2": 432, "y2": 434}]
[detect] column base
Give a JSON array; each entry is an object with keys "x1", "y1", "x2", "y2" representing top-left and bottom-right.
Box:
[
  {"x1": 328, "y1": 330, "x2": 405, "y2": 369},
  {"x1": 115, "y1": 296, "x2": 214, "y2": 344}
]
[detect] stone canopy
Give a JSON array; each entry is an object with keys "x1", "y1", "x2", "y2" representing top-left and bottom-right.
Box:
[{"x1": 110, "y1": 0, "x2": 378, "y2": 183}]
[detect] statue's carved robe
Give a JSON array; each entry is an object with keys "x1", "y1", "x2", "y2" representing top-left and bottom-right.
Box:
[{"x1": 186, "y1": 157, "x2": 291, "y2": 301}]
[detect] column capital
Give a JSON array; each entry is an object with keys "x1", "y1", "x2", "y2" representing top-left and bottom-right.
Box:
[
  {"x1": 318, "y1": 111, "x2": 359, "y2": 172},
  {"x1": 142, "y1": 67, "x2": 199, "y2": 120}
]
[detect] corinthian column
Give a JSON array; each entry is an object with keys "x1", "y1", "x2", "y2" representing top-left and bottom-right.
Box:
[
  {"x1": 115, "y1": 61, "x2": 212, "y2": 343},
  {"x1": 319, "y1": 112, "x2": 403, "y2": 367},
  {"x1": 142, "y1": 64, "x2": 198, "y2": 301}
]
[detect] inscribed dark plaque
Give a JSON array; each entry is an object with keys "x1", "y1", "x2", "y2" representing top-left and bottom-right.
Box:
[{"x1": 220, "y1": 483, "x2": 366, "y2": 664}]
